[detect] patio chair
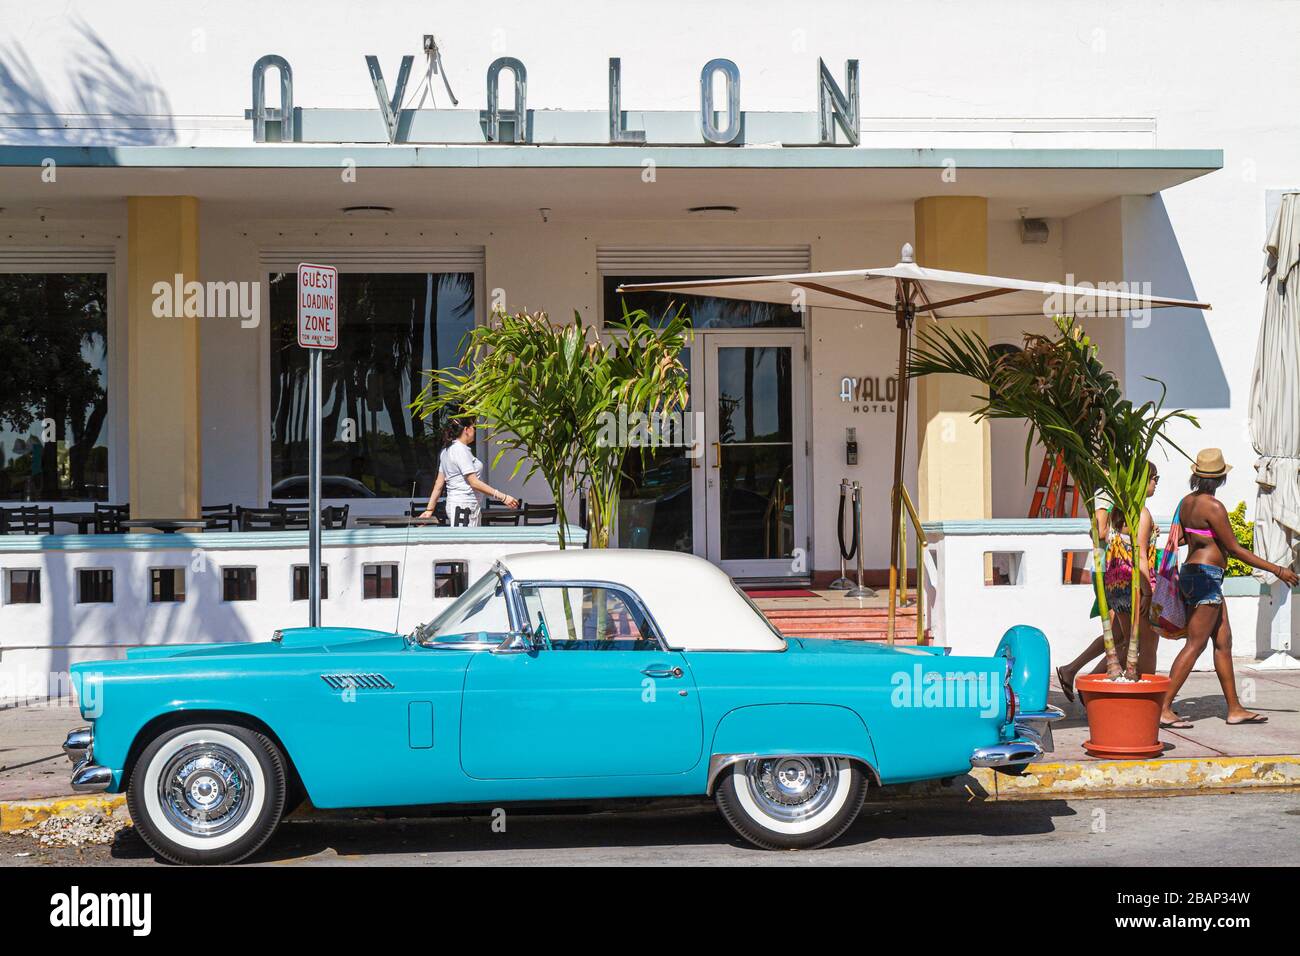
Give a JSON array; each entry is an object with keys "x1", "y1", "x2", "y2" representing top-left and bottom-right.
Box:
[
  {"x1": 522, "y1": 502, "x2": 558, "y2": 525},
  {"x1": 93, "y1": 502, "x2": 129, "y2": 534},
  {"x1": 202, "y1": 503, "x2": 236, "y2": 531},
  {"x1": 480, "y1": 508, "x2": 521, "y2": 527},
  {"x1": 238, "y1": 507, "x2": 287, "y2": 532},
  {"x1": 406, "y1": 498, "x2": 448, "y2": 525},
  {"x1": 11, "y1": 506, "x2": 55, "y2": 535},
  {"x1": 322, "y1": 504, "x2": 350, "y2": 529}
]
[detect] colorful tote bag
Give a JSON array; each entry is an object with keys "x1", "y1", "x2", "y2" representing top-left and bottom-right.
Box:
[{"x1": 1150, "y1": 503, "x2": 1187, "y2": 638}]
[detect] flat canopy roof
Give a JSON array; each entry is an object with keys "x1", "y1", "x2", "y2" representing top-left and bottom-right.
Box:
[{"x1": 0, "y1": 145, "x2": 1221, "y2": 221}]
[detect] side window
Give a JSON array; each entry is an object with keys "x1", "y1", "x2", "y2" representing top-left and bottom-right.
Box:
[{"x1": 518, "y1": 585, "x2": 659, "y2": 651}]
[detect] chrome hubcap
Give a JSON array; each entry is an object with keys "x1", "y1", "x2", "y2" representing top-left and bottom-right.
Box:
[
  {"x1": 158, "y1": 743, "x2": 253, "y2": 837},
  {"x1": 744, "y1": 756, "x2": 840, "y2": 822}
]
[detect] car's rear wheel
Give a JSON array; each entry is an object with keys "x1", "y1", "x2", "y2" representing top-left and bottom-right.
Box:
[
  {"x1": 715, "y1": 755, "x2": 866, "y2": 850},
  {"x1": 127, "y1": 723, "x2": 287, "y2": 865}
]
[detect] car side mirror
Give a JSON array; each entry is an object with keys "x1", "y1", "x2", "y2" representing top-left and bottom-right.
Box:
[{"x1": 498, "y1": 623, "x2": 536, "y2": 653}]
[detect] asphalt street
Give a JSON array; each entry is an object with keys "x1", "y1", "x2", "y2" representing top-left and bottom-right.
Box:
[{"x1": 4, "y1": 791, "x2": 1296, "y2": 866}]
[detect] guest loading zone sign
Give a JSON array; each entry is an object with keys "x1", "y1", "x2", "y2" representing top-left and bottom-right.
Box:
[
  {"x1": 297, "y1": 263, "x2": 338, "y2": 350},
  {"x1": 246, "y1": 50, "x2": 863, "y2": 146}
]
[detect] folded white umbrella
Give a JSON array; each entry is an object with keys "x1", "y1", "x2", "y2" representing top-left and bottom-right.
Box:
[
  {"x1": 1249, "y1": 194, "x2": 1300, "y2": 668},
  {"x1": 620, "y1": 244, "x2": 1212, "y2": 642},
  {"x1": 619, "y1": 247, "x2": 1210, "y2": 318}
]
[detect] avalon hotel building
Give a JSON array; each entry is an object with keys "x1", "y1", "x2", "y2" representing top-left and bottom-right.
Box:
[{"x1": 0, "y1": 0, "x2": 1295, "y2": 690}]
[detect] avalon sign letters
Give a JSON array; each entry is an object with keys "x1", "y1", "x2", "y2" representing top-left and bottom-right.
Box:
[{"x1": 247, "y1": 53, "x2": 860, "y2": 147}]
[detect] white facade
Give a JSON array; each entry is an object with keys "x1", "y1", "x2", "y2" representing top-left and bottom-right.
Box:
[{"x1": 0, "y1": 1, "x2": 1296, "y2": 666}]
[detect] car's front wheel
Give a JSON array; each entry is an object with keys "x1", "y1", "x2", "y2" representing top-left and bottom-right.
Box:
[
  {"x1": 715, "y1": 755, "x2": 866, "y2": 850},
  {"x1": 127, "y1": 723, "x2": 287, "y2": 865}
]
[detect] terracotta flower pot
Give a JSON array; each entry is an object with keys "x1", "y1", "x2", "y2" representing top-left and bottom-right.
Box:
[{"x1": 1075, "y1": 673, "x2": 1172, "y2": 760}]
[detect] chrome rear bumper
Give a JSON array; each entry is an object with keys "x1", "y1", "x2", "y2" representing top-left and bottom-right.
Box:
[
  {"x1": 971, "y1": 706, "x2": 1065, "y2": 770},
  {"x1": 63, "y1": 727, "x2": 112, "y2": 793}
]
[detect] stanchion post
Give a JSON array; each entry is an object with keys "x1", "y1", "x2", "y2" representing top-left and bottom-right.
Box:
[{"x1": 846, "y1": 481, "x2": 874, "y2": 599}]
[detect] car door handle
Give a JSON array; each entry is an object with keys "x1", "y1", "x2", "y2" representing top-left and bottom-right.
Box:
[{"x1": 641, "y1": 665, "x2": 684, "y2": 679}]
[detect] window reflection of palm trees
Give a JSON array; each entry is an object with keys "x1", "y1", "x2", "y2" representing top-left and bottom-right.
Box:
[
  {"x1": 0, "y1": 274, "x2": 109, "y2": 501},
  {"x1": 270, "y1": 272, "x2": 475, "y2": 497}
]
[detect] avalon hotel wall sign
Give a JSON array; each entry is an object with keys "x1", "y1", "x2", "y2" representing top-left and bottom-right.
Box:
[{"x1": 246, "y1": 53, "x2": 861, "y2": 147}]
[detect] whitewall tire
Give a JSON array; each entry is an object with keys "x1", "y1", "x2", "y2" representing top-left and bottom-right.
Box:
[
  {"x1": 127, "y1": 723, "x2": 287, "y2": 865},
  {"x1": 715, "y1": 756, "x2": 866, "y2": 850}
]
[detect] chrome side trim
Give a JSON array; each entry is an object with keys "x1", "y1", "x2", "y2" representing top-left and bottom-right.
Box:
[{"x1": 63, "y1": 727, "x2": 92, "y2": 765}]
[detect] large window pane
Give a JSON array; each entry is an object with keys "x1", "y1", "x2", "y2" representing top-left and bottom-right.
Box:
[
  {"x1": 0, "y1": 274, "x2": 109, "y2": 502},
  {"x1": 269, "y1": 272, "x2": 474, "y2": 498},
  {"x1": 603, "y1": 275, "x2": 802, "y2": 330}
]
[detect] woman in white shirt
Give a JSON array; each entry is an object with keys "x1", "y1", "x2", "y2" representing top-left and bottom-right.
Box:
[{"x1": 420, "y1": 416, "x2": 519, "y2": 526}]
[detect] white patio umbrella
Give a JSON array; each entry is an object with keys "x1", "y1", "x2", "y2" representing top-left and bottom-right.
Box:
[
  {"x1": 1249, "y1": 194, "x2": 1300, "y2": 669},
  {"x1": 620, "y1": 244, "x2": 1211, "y2": 642}
]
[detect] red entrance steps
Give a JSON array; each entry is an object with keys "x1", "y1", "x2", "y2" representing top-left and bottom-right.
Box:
[{"x1": 758, "y1": 603, "x2": 924, "y2": 644}]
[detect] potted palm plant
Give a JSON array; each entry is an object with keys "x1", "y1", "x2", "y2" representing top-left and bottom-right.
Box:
[{"x1": 909, "y1": 316, "x2": 1196, "y2": 758}]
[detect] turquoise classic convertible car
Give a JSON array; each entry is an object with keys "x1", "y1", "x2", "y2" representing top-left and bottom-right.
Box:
[{"x1": 64, "y1": 549, "x2": 1061, "y2": 864}]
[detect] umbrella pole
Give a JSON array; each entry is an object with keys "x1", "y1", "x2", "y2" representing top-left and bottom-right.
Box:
[{"x1": 887, "y1": 291, "x2": 913, "y2": 644}]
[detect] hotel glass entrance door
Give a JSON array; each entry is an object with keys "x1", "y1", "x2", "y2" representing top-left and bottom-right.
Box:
[{"x1": 617, "y1": 332, "x2": 807, "y2": 580}]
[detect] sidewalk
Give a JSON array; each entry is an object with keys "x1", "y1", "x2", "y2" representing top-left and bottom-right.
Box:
[{"x1": 3, "y1": 664, "x2": 1298, "y2": 829}]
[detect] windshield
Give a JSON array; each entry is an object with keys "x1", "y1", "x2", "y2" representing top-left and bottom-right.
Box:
[{"x1": 412, "y1": 569, "x2": 513, "y2": 646}]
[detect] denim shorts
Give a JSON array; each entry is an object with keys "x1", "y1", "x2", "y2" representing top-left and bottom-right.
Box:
[{"x1": 1179, "y1": 563, "x2": 1225, "y2": 607}]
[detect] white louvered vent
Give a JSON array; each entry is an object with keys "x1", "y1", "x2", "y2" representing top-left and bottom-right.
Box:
[
  {"x1": 0, "y1": 247, "x2": 116, "y2": 269},
  {"x1": 258, "y1": 247, "x2": 484, "y2": 271},
  {"x1": 597, "y1": 246, "x2": 812, "y2": 276}
]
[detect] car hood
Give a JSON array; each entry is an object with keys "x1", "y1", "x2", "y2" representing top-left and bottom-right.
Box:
[{"x1": 121, "y1": 626, "x2": 405, "y2": 661}]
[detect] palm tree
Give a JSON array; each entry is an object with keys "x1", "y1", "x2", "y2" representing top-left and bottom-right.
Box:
[
  {"x1": 908, "y1": 316, "x2": 1195, "y2": 680},
  {"x1": 410, "y1": 306, "x2": 690, "y2": 550}
]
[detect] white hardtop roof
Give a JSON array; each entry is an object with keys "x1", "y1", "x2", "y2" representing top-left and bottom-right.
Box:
[{"x1": 498, "y1": 549, "x2": 785, "y2": 652}]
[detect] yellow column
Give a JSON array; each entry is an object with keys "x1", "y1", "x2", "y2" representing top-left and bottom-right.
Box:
[
  {"x1": 126, "y1": 197, "x2": 201, "y2": 517},
  {"x1": 913, "y1": 195, "x2": 991, "y2": 521}
]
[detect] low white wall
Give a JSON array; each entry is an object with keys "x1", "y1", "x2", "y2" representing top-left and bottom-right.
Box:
[
  {"x1": 0, "y1": 525, "x2": 581, "y2": 702},
  {"x1": 925, "y1": 519, "x2": 1296, "y2": 672}
]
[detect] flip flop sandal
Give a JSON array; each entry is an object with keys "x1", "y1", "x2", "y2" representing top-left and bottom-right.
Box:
[
  {"x1": 1055, "y1": 666, "x2": 1075, "y2": 703},
  {"x1": 1160, "y1": 718, "x2": 1195, "y2": 729},
  {"x1": 1226, "y1": 714, "x2": 1269, "y2": 725}
]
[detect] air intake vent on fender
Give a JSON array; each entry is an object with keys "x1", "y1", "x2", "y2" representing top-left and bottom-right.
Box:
[{"x1": 321, "y1": 673, "x2": 395, "y2": 691}]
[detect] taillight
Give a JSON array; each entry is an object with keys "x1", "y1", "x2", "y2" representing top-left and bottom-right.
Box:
[{"x1": 1007, "y1": 686, "x2": 1017, "y2": 724}]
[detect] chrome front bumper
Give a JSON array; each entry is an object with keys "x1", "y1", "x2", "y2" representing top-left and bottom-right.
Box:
[
  {"x1": 63, "y1": 726, "x2": 112, "y2": 793},
  {"x1": 970, "y1": 706, "x2": 1065, "y2": 770}
]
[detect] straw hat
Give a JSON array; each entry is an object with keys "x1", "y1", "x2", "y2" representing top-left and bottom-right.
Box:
[{"x1": 1192, "y1": 448, "x2": 1233, "y2": 478}]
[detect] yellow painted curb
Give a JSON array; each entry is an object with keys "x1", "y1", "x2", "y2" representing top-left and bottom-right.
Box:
[
  {"x1": 981, "y1": 755, "x2": 1300, "y2": 800},
  {"x1": 0, "y1": 794, "x2": 128, "y2": 833}
]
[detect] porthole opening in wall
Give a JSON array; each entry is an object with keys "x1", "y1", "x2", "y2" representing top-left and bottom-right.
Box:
[
  {"x1": 77, "y1": 568, "x2": 114, "y2": 604},
  {"x1": 149, "y1": 567, "x2": 186, "y2": 603},
  {"x1": 5, "y1": 568, "x2": 40, "y2": 604},
  {"x1": 292, "y1": 565, "x2": 328, "y2": 601},
  {"x1": 363, "y1": 563, "x2": 400, "y2": 600},
  {"x1": 1060, "y1": 550, "x2": 1094, "y2": 586},
  {"x1": 983, "y1": 551, "x2": 1024, "y2": 587},
  {"x1": 434, "y1": 561, "x2": 468, "y2": 598},
  {"x1": 222, "y1": 567, "x2": 258, "y2": 602}
]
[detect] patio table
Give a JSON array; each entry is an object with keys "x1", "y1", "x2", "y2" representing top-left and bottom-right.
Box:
[
  {"x1": 357, "y1": 516, "x2": 446, "y2": 528},
  {"x1": 118, "y1": 518, "x2": 209, "y2": 534},
  {"x1": 52, "y1": 511, "x2": 100, "y2": 534}
]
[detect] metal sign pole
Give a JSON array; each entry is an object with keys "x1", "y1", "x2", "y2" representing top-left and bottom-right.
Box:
[{"x1": 308, "y1": 347, "x2": 322, "y2": 627}]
